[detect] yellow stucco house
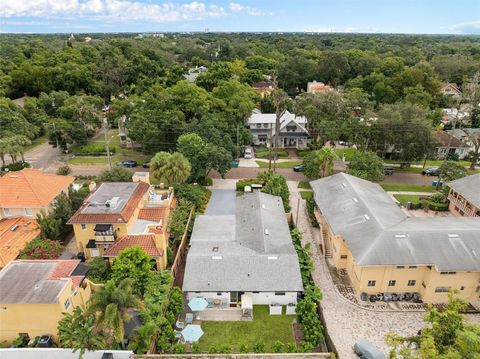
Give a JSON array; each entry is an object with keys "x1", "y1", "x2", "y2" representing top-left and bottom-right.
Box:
[
  {"x1": 0, "y1": 168, "x2": 74, "y2": 220},
  {"x1": 311, "y1": 173, "x2": 480, "y2": 304},
  {"x1": 0, "y1": 259, "x2": 92, "y2": 344},
  {"x1": 447, "y1": 173, "x2": 480, "y2": 217},
  {"x1": 68, "y1": 181, "x2": 175, "y2": 270}
]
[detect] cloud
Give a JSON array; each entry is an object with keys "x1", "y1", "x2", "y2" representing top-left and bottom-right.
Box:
[
  {"x1": 0, "y1": 0, "x2": 226, "y2": 22},
  {"x1": 229, "y1": 2, "x2": 267, "y2": 16},
  {"x1": 450, "y1": 20, "x2": 480, "y2": 34}
]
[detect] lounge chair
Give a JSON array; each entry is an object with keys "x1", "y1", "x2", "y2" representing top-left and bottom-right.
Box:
[
  {"x1": 206, "y1": 298, "x2": 214, "y2": 308},
  {"x1": 221, "y1": 299, "x2": 228, "y2": 309},
  {"x1": 185, "y1": 313, "x2": 194, "y2": 324}
]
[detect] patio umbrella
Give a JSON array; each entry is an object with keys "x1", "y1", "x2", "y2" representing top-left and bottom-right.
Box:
[
  {"x1": 181, "y1": 324, "x2": 204, "y2": 342},
  {"x1": 188, "y1": 297, "x2": 208, "y2": 312}
]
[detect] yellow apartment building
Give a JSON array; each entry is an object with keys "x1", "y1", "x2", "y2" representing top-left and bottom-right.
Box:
[
  {"x1": 311, "y1": 173, "x2": 480, "y2": 304},
  {"x1": 68, "y1": 181, "x2": 176, "y2": 270},
  {"x1": 0, "y1": 168, "x2": 74, "y2": 220},
  {"x1": 0, "y1": 260, "x2": 92, "y2": 344},
  {"x1": 447, "y1": 173, "x2": 480, "y2": 217}
]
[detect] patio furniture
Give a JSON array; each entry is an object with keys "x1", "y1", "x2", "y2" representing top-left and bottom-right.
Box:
[
  {"x1": 206, "y1": 298, "x2": 214, "y2": 308},
  {"x1": 213, "y1": 299, "x2": 221, "y2": 306},
  {"x1": 181, "y1": 324, "x2": 204, "y2": 343},
  {"x1": 188, "y1": 297, "x2": 208, "y2": 312},
  {"x1": 221, "y1": 299, "x2": 228, "y2": 309},
  {"x1": 175, "y1": 331, "x2": 183, "y2": 340},
  {"x1": 176, "y1": 320, "x2": 185, "y2": 329},
  {"x1": 185, "y1": 313, "x2": 194, "y2": 324}
]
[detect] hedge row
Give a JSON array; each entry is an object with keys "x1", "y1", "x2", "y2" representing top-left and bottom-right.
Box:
[{"x1": 74, "y1": 143, "x2": 116, "y2": 156}]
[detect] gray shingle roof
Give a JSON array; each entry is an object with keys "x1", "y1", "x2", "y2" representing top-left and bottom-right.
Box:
[
  {"x1": 183, "y1": 192, "x2": 303, "y2": 292},
  {"x1": 311, "y1": 173, "x2": 480, "y2": 271},
  {"x1": 0, "y1": 262, "x2": 68, "y2": 304},
  {"x1": 447, "y1": 173, "x2": 480, "y2": 209}
]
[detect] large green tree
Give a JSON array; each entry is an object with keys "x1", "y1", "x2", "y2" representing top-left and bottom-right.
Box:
[
  {"x1": 347, "y1": 151, "x2": 385, "y2": 181},
  {"x1": 150, "y1": 151, "x2": 191, "y2": 185},
  {"x1": 303, "y1": 148, "x2": 337, "y2": 180}
]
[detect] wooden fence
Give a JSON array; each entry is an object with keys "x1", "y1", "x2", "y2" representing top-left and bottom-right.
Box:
[{"x1": 170, "y1": 206, "x2": 196, "y2": 281}]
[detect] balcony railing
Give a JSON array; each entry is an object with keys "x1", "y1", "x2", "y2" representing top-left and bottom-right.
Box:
[{"x1": 94, "y1": 224, "x2": 116, "y2": 243}]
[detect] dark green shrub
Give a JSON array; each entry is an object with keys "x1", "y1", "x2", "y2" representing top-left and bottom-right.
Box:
[
  {"x1": 86, "y1": 257, "x2": 111, "y2": 283},
  {"x1": 253, "y1": 339, "x2": 265, "y2": 353},
  {"x1": 75, "y1": 143, "x2": 116, "y2": 156},
  {"x1": 306, "y1": 198, "x2": 319, "y2": 227},
  {"x1": 18, "y1": 238, "x2": 63, "y2": 259}
]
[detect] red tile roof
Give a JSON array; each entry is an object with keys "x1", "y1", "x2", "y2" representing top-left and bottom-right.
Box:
[
  {"x1": 48, "y1": 260, "x2": 80, "y2": 279},
  {"x1": 138, "y1": 207, "x2": 166, "y2": 222},
  {"x1": 103, "y1": 235, "x2": 163, "y2": 257},
  {"x1": 0, "y1": 168, "x2": 74, "y2": 208},
  {"x1": 0, "y1": 217, "x2": 40, "y2": 268},
  {"x1": 68, "y1": 182, "x2": 150, "y2": 224}
]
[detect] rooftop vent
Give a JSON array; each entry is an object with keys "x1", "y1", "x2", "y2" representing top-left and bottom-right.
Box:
[
  {"x1": 264, "y1": 229, "x2": 269, "y2": 235},
  {"x1": 212, "y1": 247, "x2": 219, "y2": 252},
  {"x1": 212, "y1": 256, "x2": 222, "y2": 260},
  {"x1": 448, "y1": 234, "x2": 459, "y2": 238},
  {"x1": 268, "y1": 256, "x2": 278, "y2": 260},
  {"x1": 10, "y1": 224, "x2": 19, "y2": 232},
  {"x1": 364, "y1": 214, "x2": 370, "y2": 220},
  {"x1": 352, "y1": 197, "x2": 358, "y2": 203},
  {"x1": 395, "y1": 234, "x2": 407, "y2": 239},
  {"x1": 262, "y1": 204, "x2": 266, "y2": 209},
  {"x1": 342, "y1": 182, "x2": 347, "y2": 188}
]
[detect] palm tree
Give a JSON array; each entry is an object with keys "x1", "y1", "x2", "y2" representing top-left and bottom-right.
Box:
[
  {"x1": 317, "y1": 147, "x2": 337, "y2": 177},
  {"x1": 58, "y1": 306, "x2": 105, "y2": 359},
  {"x1": 150, "y1": 151, "x2": 191, "y2": 185},
  {"x1": 88, "y1": 279, "x2": 142, "y2": 344}
]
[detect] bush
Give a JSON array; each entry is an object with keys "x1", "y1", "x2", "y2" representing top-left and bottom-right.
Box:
[
  {"x1": 86, "y1": 257, "x2": 111, "y2": 283},
  {"x1": 19, "y1": 238, "x2": 63, "y2": 259},
  {"x1": 1, "y1": 161, "x2": 31, "y2": 172},
  {"x1": 97, "y1": 166, "x2": 133, "y2": 182},
  {"x1": 168, "y1": 200, "x2": 193, "y2": 240},
  {"x1": 174, "y1": 183, "x2": 210, "y2": 208},
  {"x1": 166, "y1": 246, "x2": 174, "y2": 266},
  {"x1": 346, "y1": 151, "x2": 385, "y2": 182},
  {"x1": 56, "y1": 164, "x2": 72, "y2": 176},
  {"x1": 252, "y1": 339, "x2": 265, "y2": 353},
  {"x1": 422, "y1": 200, "x2": 449, "y2": 211},
  {"x1": 75, "y1": 143, "x2": 116, "y2": 156},
  {"x1": 239, "y1": 343, "x2": 249, "y2": 353},
  {"x1": 259, "y1": 171, "x2": 291, "y2": 212},
  {"x1": 236, "y1": 179, "x2": 260, "y2": 191},
  {"x1": 306, "y1": 198, "x2": 319, "y2": 227}
]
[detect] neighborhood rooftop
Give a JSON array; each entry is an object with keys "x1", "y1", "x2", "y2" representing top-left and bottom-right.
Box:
[
  {"x1": 0, "y1": 260, "x2": 84, "y2": 304},
  {"x1": 183, "y1": 192, "x2": 303, "y2": 293},
  {"x1": 311, "y1": 172, "x2": 480, "y2": 271},
  {"x1": 68, "y1": 181, "x2": 150, "y2": 224},
  {"x1": 447, "y1": 173, "x2": 480, "y2": 209}
]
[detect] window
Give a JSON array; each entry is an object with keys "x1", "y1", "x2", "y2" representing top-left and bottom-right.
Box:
[
  {"x1": 263, "y1": 123, "x2": 269, "y2": 128},
  {"x1": 367, "y1": 280, "x2": 376, "y2": 287},
  {"x1": 388, "y1": 280, "x2": 396, "y2": 287},
  {"x1": 73, "y1": 288, "x2": 78, "y2": 296},
  {"x1": 460, "y1": 286, "x2": 465, "y2": 291},
  {"x1": 340, "y1": 255, "x2": 348, "y2": 259},
  {"x1": 256, "y1": 124, "x2": 262, "y2": 128},
  {"x1": 422, "y1": 281, "x2": 426, "y2": 288},
  {"x1": 476, "y1": 286, "x2": 480, "y2": 293},
  {"x1": 440, "y1": 271, "x2": 456, "y2": 275},
  {"x1": 275, "y1": 292, "x2": 286, "y2": 296},
  {"x1": 216, "y1": 292, "x2": 222, "y2": 296},
  {"x1": 24, "y1": 208, "x2": 33, "y2": 217},
  {"x1": 396, "y1": 266, "x2": 405, "y2": 269},
  {"x1": 435, "y1": 287, "x2": 451, "y2": 293},
  {"x1": 3, "y1": 208, "x2": 12, "y2": 217},
  {"x1": 409, "y1": 266, "x2": 417, "y2": 268},
  {"x1": 81, "y1": 224, "x2": 86, "y2": 230},
  {"x1": 408, "y1": 280, "x2": 416, "y2": 286},
  {"x1": 253, "y1": 291, "x2": 259, "y2": 294},
  {"x1": 64, "y1": 299, "x2": 71, "y2": 310}
]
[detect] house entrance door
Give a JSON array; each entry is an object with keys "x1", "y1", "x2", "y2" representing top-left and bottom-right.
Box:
[{"x1": 230, "y1": 291, "x2": 238, "y2": 303}]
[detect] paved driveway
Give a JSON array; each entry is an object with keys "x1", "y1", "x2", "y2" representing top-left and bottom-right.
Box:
[{"x1": 205, "y1": 189, "x2": 236, "y2": 215}]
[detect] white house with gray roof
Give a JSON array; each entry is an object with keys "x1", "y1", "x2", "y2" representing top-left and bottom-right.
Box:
[
  {"x1": 183, "y1": 192, "x2": 303, "y2": 309},
  {"x1": 447, "y1": 173, "x2": 480, "y2": 217},
  {"x1": 247, "y1": 110, "x2": 309, "y2": 149}
]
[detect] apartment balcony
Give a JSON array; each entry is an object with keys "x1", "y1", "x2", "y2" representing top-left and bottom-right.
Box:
[
  {"x1": 448, "y1": 194, "x2": 478, "y2": 217},
  {"x1": 144, "y1": 188, "x2": 174, "y2": 208},
  {"x1": 94, "y1": 224, "x2": 117, "y2": 243}
]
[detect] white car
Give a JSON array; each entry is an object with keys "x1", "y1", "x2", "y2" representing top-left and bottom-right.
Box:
[{"x1": 244, "y1": 148, "x2": 253, "y2": 159}]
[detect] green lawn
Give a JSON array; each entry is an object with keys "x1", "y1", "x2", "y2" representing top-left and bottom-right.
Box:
[
  {"x1": 393, "y1": 194, "x2": 422, "y2": 206},
  {"x1": 197, "y1": 305, "x2": 296, "y2": 352},
  {"x1": 387, "y1": 159, "x2": 472, "y2": 167},
  {"x1": 380, "y1": 184, "x2": 436, "y2": 192},
  {"x1": 256, "y1": 160, "x2": 302, "y2": 168},
  {"x1": 298, "y1": 181, "x2": 311, "y2": 189},
  {"x1": 335, "y1": 148, "x2": 357, "y2": 161},
  {"x1": 23, "y1": 136, "x2": 48, "y2": 152},
  {"x1": 300, "y1": 191, "x2": 313, "y2": 200}
]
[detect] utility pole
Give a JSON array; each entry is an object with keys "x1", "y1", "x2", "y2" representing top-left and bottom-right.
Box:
[{"x1": 104, "y1": 118, "x2": 112, "y2": 169}]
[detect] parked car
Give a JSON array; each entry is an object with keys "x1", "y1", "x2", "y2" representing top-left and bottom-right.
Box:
[
  {"x1": 244, "y1": 148, "x2": 253, "y2": 159},
  {"x1": 422, "y1": 166, "x2": 439, "y2": 176},
  {"x1": 142, "y1": 162, "x2": 150, "y2": 168},
  {"x1": 383, "y1": 166, "x2": 394, "y2": 175},
  {"x1": 116, "y1": 160, "x2": 138, "y2": 168},
  {"x1": 293, "y1": 164, "x2": 304, "y2": 172},
  {"x1": 353, "y1": 339, "x2": 386, "y2": 359}
]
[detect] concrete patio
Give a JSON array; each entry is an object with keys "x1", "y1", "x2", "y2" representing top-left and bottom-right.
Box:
[{"x1": 198, "y1": 307, "x2": 243, "y2": 321}]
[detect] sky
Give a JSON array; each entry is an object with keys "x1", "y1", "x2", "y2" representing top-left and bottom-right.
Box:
[{"x1": 0, "y1": 0, "x2": 479, "y2": 34}]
